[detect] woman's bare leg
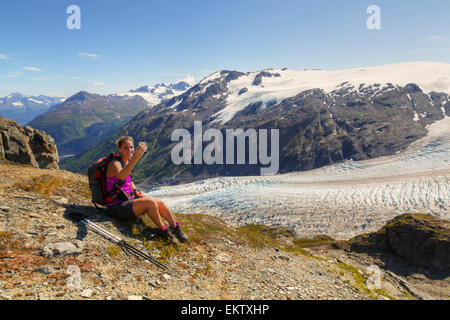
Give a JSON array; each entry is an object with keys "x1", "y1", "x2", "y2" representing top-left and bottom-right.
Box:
[
  {"x1": 156, "y1": 199, "x2": 177, "y2": 226},
  {"x1": 132, "y1": 197, "x2": 165, "y2": 229}
]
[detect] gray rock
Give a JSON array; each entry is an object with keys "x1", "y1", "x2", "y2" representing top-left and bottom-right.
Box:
[
  {"x1": 162, "y1": 274, "x2": 171, "y2": 281},
  {"x1": 15, "y1": 195, "x2": 36, "y2": 200},
  {"x1": 223, "y1": 238, "x2": 235, "y2": 245},
  {"x1": 215, "y1": 252, "x2": 232, "y2": 263},
  {"x1": 278, "y1": 255, "x2": 290, "y2": 261},
  {"x1": 36, "y1": 265, "x2": 55, "y2": 274},
  {"x1": 38, "y1": 293, "x2": 50, "y2": 300},
  {"x1": 72, "y1": 240, "x2": 84, "y2": 250},
  {"x1": 286, "y1": 287, "x2": 295, "y2": 291},
  {"x1": 0, "y1": 293, "x2": 12, "y2": 300},
  {"x1": 53, "y1": 197, "x2": 69, "y2": 205},
  {"x1": 80, "y1": 289, "x2": 94, "y2": 298},
  {"x1": 0, "y1": 116, "x2": 59, "y2": 169},
  {"x1": 41, "y1": 242, "x2": 81, "y2": 257},
  {"x1": 0, "y1": 206, "x2": 10, "y2": 212}
]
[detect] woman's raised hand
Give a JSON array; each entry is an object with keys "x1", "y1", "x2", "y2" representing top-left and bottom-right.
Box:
[{"x1": 134, "y1": 141, "x2": 148, "y2": 160}]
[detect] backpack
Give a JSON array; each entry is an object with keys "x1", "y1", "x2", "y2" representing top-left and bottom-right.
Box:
[{"x1": 88, "y1": 153, "x2": 127, "y2": 210}]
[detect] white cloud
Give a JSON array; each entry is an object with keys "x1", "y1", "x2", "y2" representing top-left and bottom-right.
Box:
[
  {"x1": 178, "y1": 75, "x2": 196, "y2": 85},
  {"x1": 22, "y1": 66, "x2": 42, "y2": 72},
  {"x1": 78, "y1": 52, "x2": 100, "y2": 59},
  {"x1": 5, "y1": 71, "x2": 23, "y2": 78},
  {"x1": 422, "y1": 35, "x2": 448, "y2": 41},
  {"x1": 0, "y1": 54, "x2": 8, "y2": 60},
  {"x1": 92, "y1": 81, "x2": 104, "y2": 86}
]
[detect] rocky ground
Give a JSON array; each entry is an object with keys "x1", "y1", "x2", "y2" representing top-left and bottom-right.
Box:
[{"x1": 0, "y1": 160, "x2": 448, "y2": 300}]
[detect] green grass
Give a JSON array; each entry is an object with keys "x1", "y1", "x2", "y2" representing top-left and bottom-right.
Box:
[
  {"x1": 334, "y1": 262, "x2": 394, "y2": 300},
  {"x1": 402, "y1": 292, "x2": 415, "y2": 300},
  {"x1": 283, "y1": 245, "x2": 328, "y2": 261},
  {"x1": 15, "y1": 172, "x2": 91, "y2": 199},
  {"x1": 143, "y1": 237, "x2": 179, "y2": 262},
  {"x1": 107, "y1": 245, "x2": 122, "y2": 257},
  {"x1": 292, "y1": 235, "x2": 336, "y2": 248},
  {"x1": 16, "y1": 174, "x2": 65, "y2": 197},
  {"x1": 236, "y1": 225, "x2": 280, "y2": 249},
  {"x1": 336, "y1": 262, "x2": 376, "y2": 298}
]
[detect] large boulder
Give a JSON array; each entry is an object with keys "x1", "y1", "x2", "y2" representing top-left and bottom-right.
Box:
[
  {"x1": 0, "y1": 116, "x2": 59, "y2": 169},
  {"x1": 385, "y1": 214, "x2": 449, "y2": 273},
  {"x1": 351, "y1": 214, "x2": 450, "y2": 272}
]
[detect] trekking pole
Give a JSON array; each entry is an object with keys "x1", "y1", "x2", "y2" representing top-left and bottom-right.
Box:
[
  {"x1": 82, "y1": 220, "x2": 146, "y2": 260},
  {"x1": 82, "y1": 219, "x2": 168, "y2": 270},
  {"x1": 82, "y1": 220, "x2": 167, "y2": 265},
  {"x1": 82, "y1": 219, "x2": 122, "y2": 242},
  {"x1": 82, "y1": 220, "x2": 151, "y2": 262},
  {"x1": 81, "y1": 219, "x2": 168, "y2": 270},
  {"x1": 83, "y1": 220, "x2": 168, "y2": 270}
]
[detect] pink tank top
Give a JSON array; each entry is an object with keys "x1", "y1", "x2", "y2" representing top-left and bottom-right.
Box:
[{"x1": 106, "y1": 163, "x2": 135, "y2": 206}]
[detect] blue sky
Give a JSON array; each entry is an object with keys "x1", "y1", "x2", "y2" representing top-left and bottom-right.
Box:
[{"x1": 0, "y1": 0, "x2": 449, "y2": 97}]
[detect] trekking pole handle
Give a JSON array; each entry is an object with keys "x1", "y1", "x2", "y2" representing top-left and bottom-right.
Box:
[{"x1": 82, "y1": 219, "x2": 122, "y2": 243}]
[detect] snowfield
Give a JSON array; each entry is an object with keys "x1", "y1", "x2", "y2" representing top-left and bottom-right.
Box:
[{"x1": 145, "y1": 114, "x2": 450, "y2": 241}]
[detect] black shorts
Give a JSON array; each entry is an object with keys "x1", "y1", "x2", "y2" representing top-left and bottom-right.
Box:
[{"x1": 106, "y1": 200, "x2": 136, "y2": 221}]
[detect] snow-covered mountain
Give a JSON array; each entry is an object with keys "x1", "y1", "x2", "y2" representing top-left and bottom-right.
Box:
[
  {"x1": 0, "y1": 93, "x2": 65, "y2": 125},
  {"x1": 65, "y1": 61, "x2": 450, "y2": 187},
  {"x1": 197, "y1": 62, "x2": 450, "y2": 124},
  {"x1": 119, "y1": 80, "x2": 194, "y2": 105}
]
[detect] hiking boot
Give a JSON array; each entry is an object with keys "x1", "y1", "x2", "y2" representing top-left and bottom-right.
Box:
[
  {"x1": 160, "y1": 227, "x2": 179, "y2": 245},
  {"x1": 170, "y1": 221, "x2": 188, "y2": 243}
]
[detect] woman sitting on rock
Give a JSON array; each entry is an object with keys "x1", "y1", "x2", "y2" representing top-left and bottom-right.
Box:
[{"x1": 105, "y1": 136, "x2": 187, "y2": 245}]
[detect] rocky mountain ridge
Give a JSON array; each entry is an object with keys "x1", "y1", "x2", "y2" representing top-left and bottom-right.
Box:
[
  {"x1": 129, "y1": 80, "x2": 192, "y2": 96},
  {"x1": 0, "y1": 93, "x2": 64, "y2": 126},
  {"x1": 28, "y1": 92, "x2": 150, "y2": 156}
]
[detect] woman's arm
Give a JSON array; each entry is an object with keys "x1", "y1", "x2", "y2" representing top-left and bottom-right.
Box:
[
  {"x1": 131, "y1": 181, "x2": 144, "y2": 198},
  {"x1": 110, "y1": 157, "x2": 139, "y2": 181},
  {"x1": 108, "y1": 142, "x2": 147, "y2": 180}
]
